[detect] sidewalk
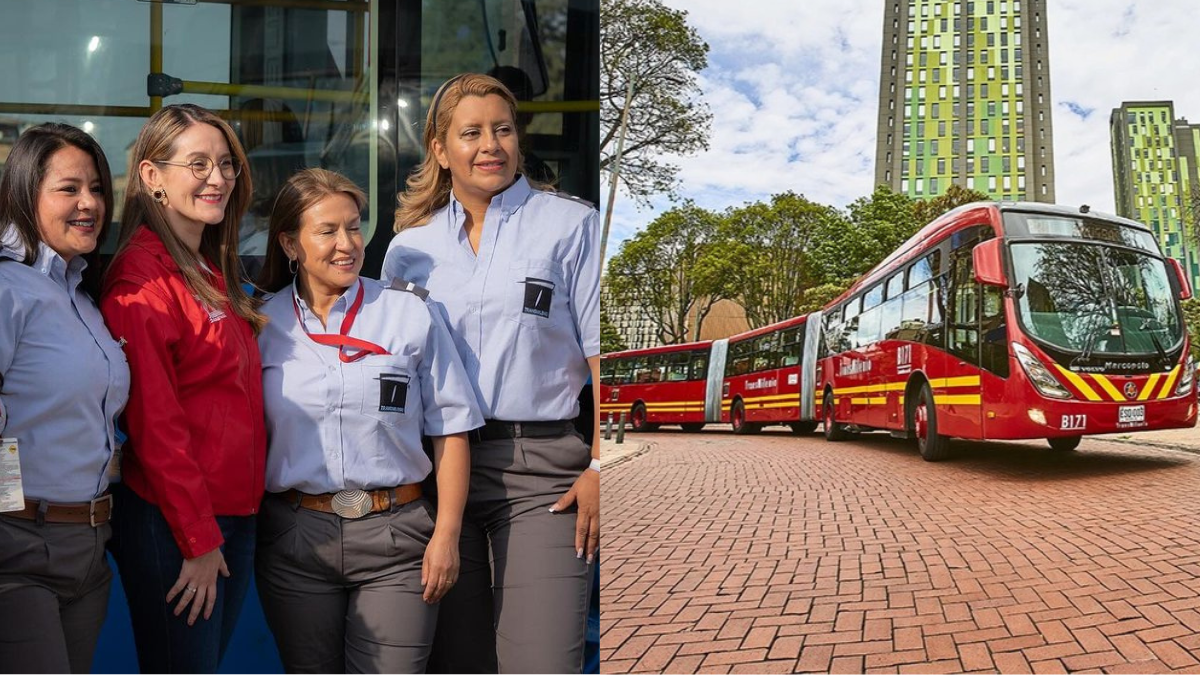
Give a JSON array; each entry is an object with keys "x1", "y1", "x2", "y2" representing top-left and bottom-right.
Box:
[
  {"x1": 1094, "y1": 425, "x2": 1200, "y2": 454},
  {"x1": 599, "y1": 434, "x2": 653, "y2": 469}
]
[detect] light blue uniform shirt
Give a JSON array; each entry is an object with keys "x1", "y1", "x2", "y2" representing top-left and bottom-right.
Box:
[
  {"x1": 0, "y1": 231, "x2": 130, "y2": 503},
  {"x1": 383, "y1": 176, "x2": 601, "y2": 421},
  {"x1": 258, "y1": 277, "x2": 483, "y2": 494}
]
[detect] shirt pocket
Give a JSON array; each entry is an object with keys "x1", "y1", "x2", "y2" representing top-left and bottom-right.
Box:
[
  {"x1": 505, "y1": 259, "x2": 566, "y2": 329},
  {"x1": 359, "y1": 354, "x2": 415, "y2": 429}
]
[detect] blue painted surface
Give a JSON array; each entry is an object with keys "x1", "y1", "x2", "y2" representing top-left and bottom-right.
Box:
[{"x1": 94, "y1": 553, "x2": 600, "y2": 673}]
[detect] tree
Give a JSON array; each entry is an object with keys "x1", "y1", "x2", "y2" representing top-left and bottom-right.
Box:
[
  {"x1": 600, "y1": 311, "x2": 628, "y2": 354},
  {"x1": 600, "y1": 0, "x2": 711, "y2": 206},
  {"x1": 606, "y1": 202, "x2": 725, "y2": 344},
  {"x1": 912, "y1": 183, "x2": 992, "y2": 227},
  {"x1": 813, "y1": 185, "x2": 918, "y2": 284},
  {"x1": 709, "y1": 193, "x2": 845, "y2": 327}
]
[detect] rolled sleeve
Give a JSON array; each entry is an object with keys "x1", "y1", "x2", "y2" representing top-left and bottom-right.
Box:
[
  {"x1": 569, "y1": 210, "x2": 602, "y2": 358},
  {"x1": 101, "y1": 280, "x2": 223, "y2": 558},
  {"x1": 419, "y1": 300, "x2": 483, "y2": 436}
]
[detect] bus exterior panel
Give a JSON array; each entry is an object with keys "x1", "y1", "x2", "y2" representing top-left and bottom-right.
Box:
[
  {"x1": 720, "y1": 315, "x2": 813, "y2": 431},
  {"x1": 599, "y1": 341, "x2": 713, "y2": 431}
]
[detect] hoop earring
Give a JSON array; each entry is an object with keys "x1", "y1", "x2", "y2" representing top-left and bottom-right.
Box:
[
  {"x1": 152, "y1": 189, "x2": 168, "y2": 207},
  {"x1": 288, "y1": 258, "x2": 298, "y2": 275}
]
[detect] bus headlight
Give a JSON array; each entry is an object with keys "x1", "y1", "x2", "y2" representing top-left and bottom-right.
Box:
[
  {"x1": 1176, "y1": 354, "x2": 1195, "y2": 397},
  {"x1": 1013, "y1": 343, "x2": 1072, "y2": 400}
]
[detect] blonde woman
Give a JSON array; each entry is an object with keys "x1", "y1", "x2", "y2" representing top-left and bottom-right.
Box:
[
  {"x1": 100, "y1": 104, "x2": 266, "y2": 673},
  {"x1": 383, "y1": 73, "x2": 601, "y2": 674}
]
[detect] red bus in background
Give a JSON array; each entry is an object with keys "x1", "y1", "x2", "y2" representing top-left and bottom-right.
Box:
[
  {"x1": 599, "y1": 341, "x2": 714, "y2": 432},
  {"x1": 721, "y1": 315, "x2": 820, "y2": 434},
  {"x1": 599, "y1": 317, "x2": 824, "y2": 434},
  {"x1": 818, "y1": 201, "x2": 1197, "y2": 460}
]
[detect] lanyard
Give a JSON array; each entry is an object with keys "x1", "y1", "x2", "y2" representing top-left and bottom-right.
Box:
[{"x1": 292, "y1": 280, "x2": 391, "y2": 363}]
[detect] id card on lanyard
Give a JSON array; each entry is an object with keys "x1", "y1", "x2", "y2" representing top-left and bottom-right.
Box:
[{"x1": 293, "y1": 280, "x2": 391, "y2": 362}]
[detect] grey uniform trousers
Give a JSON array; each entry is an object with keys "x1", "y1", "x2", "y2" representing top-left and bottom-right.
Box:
[
  {"x1": 254, "y1": 494, "x2": 439, "y2": 674},
  {"x1": 0, "y1": 515, "x2": 111, "y2": 674},
  {"x1": 429, "y1": 431, "x2": 594, "y2": 674}
]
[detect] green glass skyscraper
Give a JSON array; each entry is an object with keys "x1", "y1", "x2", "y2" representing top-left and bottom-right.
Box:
[
  {"x1": 875, "y1": 0, "x2": 1055, "y2": 202},
  {"x1": 1110, "y1": 101, "x2": 1200, "y2": 290}
]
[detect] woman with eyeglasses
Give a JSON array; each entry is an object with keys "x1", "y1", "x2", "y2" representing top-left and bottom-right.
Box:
[
  {"x1": 0, "y1": 123, "x2": 129, "y2": 673},
  {"x1": 99, "y1": 104, "x2": 267, "y2": 673}
]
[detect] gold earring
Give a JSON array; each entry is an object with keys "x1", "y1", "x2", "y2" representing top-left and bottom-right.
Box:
[{"x1": 152, "y1": 189, "x2": 168, "y2": 206}]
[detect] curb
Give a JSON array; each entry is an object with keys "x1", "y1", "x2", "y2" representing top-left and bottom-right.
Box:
[
  {"x1": 1091, "y1": 435, "x2": 1200, "y2": 456},
  {"x1": 600, "y1": 441, "x2": 655, "y2": 470}
]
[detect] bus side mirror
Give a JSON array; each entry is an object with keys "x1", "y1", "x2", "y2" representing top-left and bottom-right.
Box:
[
  {"x1": 1169, "y1": 258, "x2": 1193, "y2": 300},
  {"x1": 972, "y1": 239, "x2": 1007, "y2": 286}
]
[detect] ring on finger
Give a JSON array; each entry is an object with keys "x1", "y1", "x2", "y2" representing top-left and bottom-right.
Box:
[{"x1": 185, "y1": 586, "x2": 197, "y2": 593}]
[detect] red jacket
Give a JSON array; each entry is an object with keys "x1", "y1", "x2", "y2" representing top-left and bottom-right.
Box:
[{"x1": 101, "y1": 227, "x2": 265, "y2": 558}]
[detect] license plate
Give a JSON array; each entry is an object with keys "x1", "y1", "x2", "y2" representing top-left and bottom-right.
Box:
[{"x1": 1119, "y1": 405, "x2": 1145, "y2": 424}]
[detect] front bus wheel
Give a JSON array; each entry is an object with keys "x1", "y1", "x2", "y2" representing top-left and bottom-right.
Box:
[
  {"x1": 913, "y1": 382, "x2": 950, "y2": 461},
  {"x1": 1048, "y1": 435, "x2": 1081, "y2": 452},
  {"x1": 630, "y1": 402, "x2": 658, "y2": 432}
]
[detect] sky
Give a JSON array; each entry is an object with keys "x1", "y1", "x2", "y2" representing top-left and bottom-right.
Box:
[{"x1": 604, "y1": 0, "x2": 1200, "y2": 260}]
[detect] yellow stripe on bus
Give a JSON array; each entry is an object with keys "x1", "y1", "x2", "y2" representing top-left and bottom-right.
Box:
[
  {"x1": 738, "y1": 393, "x2": 800, "y2": 403},
  {"x1": 1139, "y1": 373, "x2": 1162, "y2": 401},
  {"x1": 934, "y1": 394, "x2": 982, "y2": 405},
  {"x1": 1159, "y1": 367, "x2": 1180, "y2": 400},
  {"x1": 1053, "y1": 365, "x2": 1102, "y2": 401},
  {"x1": 928, "y1": 376, "x2": 981, "y2": 389},
  {"x1": 1088, "y1": 373, "x2": 1124, "y2": 401}
]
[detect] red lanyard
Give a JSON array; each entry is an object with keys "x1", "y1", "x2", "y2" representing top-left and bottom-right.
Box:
[{"x1": 292, "y1": 280, "x2": 391, "y2": 363}]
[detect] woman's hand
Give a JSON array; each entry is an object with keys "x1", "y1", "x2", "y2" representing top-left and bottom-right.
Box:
[
  {"x1": 551, "y1": 467, "x2": 599, "y2": 563},
  {"x1": 166, "y1": 547, "x2": 230, "y2": 626},
  {"x1": 422, "y1": 528, "x2": 460, "y2": 604}
]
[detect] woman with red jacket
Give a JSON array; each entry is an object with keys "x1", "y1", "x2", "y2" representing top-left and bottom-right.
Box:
[{"x1": 100, "y1": 104, "x2": 266, "y2": 673}]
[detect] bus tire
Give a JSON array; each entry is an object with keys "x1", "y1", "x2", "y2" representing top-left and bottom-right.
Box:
[
  {"x1": 790, "y1": 421, "x2": 818, "y2": 435},
  {"x1": 731, "y1": 400, "x2": 758, "y2": 434},
  {"x1": 1048, "y1": 435, "x2": 1081, "y2": 452},
  {"x1": 823, "y1": 397, "x2": 848, "y2": 441},
  {"x1": 913, "y1": 382, "x2": 950, "y2": 461},
  {"x1": 630, "y1": 402, "x2": 657, "y2": 432},
  {"x1": 681, "y1": 423, "x2": 706, "y2": 433}
]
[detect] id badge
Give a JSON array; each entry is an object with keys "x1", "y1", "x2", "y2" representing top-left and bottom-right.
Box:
[{"x1": 0, "y1": 438, "x2": 24, "y2": 512}]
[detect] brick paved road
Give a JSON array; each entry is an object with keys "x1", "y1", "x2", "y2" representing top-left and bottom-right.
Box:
[{"x1": 602, "y1": 429, "x2": 1200, "y2": 674}]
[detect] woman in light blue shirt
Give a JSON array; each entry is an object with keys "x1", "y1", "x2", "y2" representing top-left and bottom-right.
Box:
[
  {"x1": 384, "y1": 73, "x2": 600, "y2": 675},
  {"x1": 254, "y1": 168, "x2": 481, "y2": 673},
  {"x1": 0, "y1": 123, "x2": 130, "y2": 673}
]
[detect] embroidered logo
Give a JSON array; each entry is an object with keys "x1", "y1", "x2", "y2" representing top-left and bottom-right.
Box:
[
  {"x1": 377, "y1": 373, "x2": 410, "y2": 413},
  {"x1": 521, "y1": 277, "x2": 554, "y2": 318}
]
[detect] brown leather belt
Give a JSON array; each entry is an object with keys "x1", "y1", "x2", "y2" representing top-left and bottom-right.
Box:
[
  {"x1": 281, "y1": 484, "x2": 422, "y2": 519},
  {"x1": 3, "y1": 494, "x2": 113, "y2": 527}
]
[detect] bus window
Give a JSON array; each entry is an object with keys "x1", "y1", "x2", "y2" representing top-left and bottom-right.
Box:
[
  {"x1": 690, "y1": 352, "x2": 708, "y2": 381},
  {"x1": 614, "y1": 359, "x2": 633, "y2": 385},
  {"x1": 857, "y1": 305, "x2": 883, "y2": 346},
  {"x1": 665, "y1": 352, "x2": 690, "y2": 381},
  {"x1": 600, "y1": 359, "x2": 615, "y2": 385},
  {"x1": 980, "y1": 284, "x2": 1010, "y2": 376},
  {"x1": 863, "y1": 285, "x2": 884, "y2": 311},
  {"x1": 880, "y1": 295, "x2": 904, "y2": 342},
  {"x1": 885, "y1": 272, "x2": 904, "y2": 299},
  {"x1": 948, "y1": 249, "x2": 980, "y2": 363},
  {"x1": 780, "y1": 327, "x2": 801, "y2": 366},
  {"x1": 845, "y1": 296, "x2": 862, "y2": 321},
  {"x1": 908, "y1": 249, "x2": 941, "y2": 286}
]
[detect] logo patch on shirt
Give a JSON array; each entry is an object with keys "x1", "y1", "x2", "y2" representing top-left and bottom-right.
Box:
[
  {"x1": 522, "y1": 277, "x2": 555, "y2": 318},
  {"x1": 377, "y1": 373, "x2": 410, "y2": 413}
]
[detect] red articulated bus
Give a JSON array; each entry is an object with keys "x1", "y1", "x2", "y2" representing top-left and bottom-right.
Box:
[
  {"x1": 599, "y1": 315, "x2": 823, "y2": 434},
  {"x1": 817, "y1": 201, "x2": 1197, "y2": 460}
]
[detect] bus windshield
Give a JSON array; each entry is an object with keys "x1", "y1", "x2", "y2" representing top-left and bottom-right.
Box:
[{"x1": 1010, "y1": 241, "x2": 1183, "y2": 359}]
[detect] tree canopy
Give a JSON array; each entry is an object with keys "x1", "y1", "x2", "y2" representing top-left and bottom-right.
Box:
[{"x1": 600, "y1": 0, "x2": 711, "y2": 206}]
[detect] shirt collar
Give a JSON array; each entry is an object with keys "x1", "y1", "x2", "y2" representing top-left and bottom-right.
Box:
[
  {"x1": 446, "y1": 174, "x2": 533, "y2": 226},
  {"x1": 291, "y1": 276, "x2": 362, "y2": 326},
  {"x1": 0, "y1": 224, "x2": 86, "y2": 286}
]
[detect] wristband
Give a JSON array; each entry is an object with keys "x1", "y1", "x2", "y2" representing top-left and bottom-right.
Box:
[{"x1": 588, "y1": 458, "x2": 601, "y2": 474}]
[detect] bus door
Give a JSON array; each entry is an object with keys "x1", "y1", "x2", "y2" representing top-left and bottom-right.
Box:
[{"x1": 942, "y1": 227, "x2": 991, "y2": 438}]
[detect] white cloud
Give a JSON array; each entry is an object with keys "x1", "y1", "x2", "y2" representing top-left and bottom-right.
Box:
[{"x1": 604, "y1": 0, "x2": 1200, "y2": 258}]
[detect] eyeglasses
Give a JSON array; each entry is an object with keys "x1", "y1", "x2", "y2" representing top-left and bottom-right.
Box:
[{"x1": 154, "y1": 157, "x2": 242, "y2": 181}]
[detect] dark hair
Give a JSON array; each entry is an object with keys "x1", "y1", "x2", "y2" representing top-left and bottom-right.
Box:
[
  {"x1": 112, "y1": 103, "x2": 265, "y2": 333},
  {"x1": 258, "y1": 168, "x2": 367, "y2": 294},
  {"x1": 0, "y1": 122, "x2": 115, "y2": 297}
]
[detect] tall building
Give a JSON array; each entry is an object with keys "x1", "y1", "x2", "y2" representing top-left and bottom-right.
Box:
[
  {"x1": 874, "y1": 0, "x2": 1056, "y2": 202},
  {"x1": 1110, "y1": 101, "x2": 1200, "y2": 290}
]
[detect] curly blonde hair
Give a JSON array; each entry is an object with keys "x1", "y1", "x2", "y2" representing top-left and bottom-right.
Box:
[{"x1": 394, "y1": 73, "x2": 546, "y2": 231}]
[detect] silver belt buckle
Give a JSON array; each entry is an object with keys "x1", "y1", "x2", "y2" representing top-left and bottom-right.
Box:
[{"x1": 331, "y1": 489, "x2": 372, "y2": 519}]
